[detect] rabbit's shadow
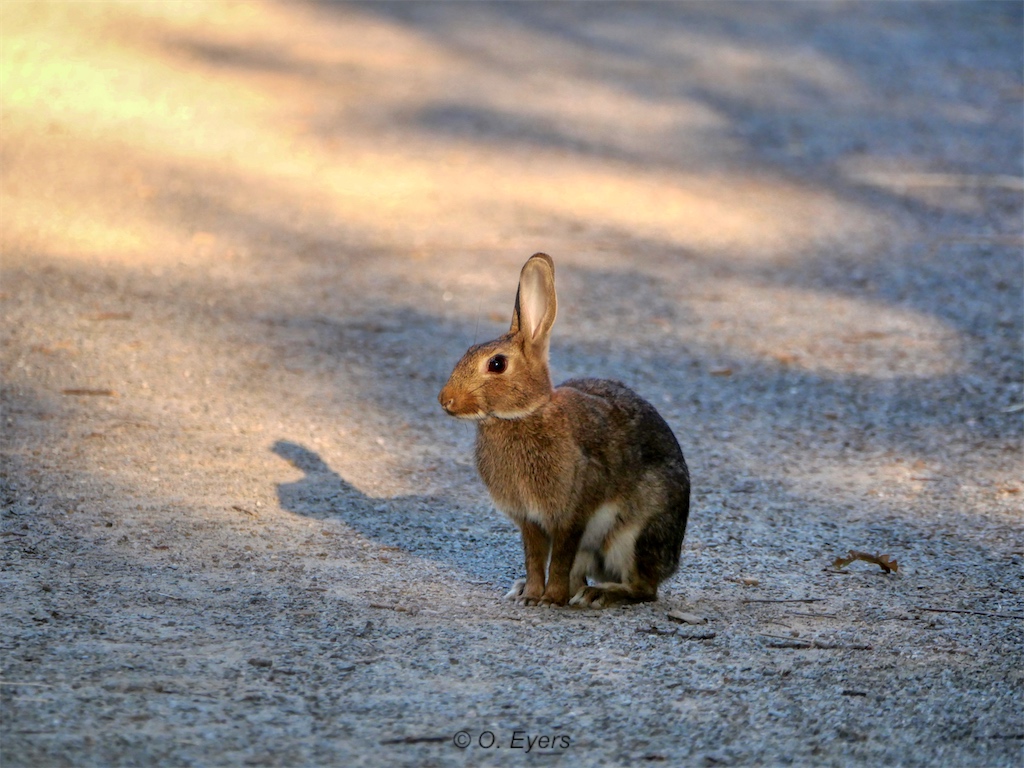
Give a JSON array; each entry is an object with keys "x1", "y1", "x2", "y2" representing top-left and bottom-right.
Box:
[{"x1": 271, "y1": 440, "x2": 517, "y2": 583}]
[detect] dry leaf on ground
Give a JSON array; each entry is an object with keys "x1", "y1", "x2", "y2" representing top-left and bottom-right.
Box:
[
  {"x1": 667, "y1": 611, "x2": 708, "y2": 625},
  {"x1": 832, "y1": 550, "x2": 899, "y2": 573}
]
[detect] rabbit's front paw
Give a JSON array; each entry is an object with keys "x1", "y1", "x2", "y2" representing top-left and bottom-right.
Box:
[
  {"x1": 538, "y1": 585, "x2": 570, "y2": 607},
  {"x1": 504, "y1": 578, "x2": 551, "y2": 606}
]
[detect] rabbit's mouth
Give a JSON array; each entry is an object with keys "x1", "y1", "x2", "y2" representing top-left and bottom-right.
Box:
[
  {"x1": 439, "y1": 388, "x2": 486, "y2": 420},
  {"x1": 442, "y1": 403, "x2": 487, "y2": 420},
  {"x1": 439, "y1": 391, "x2": 539, "y2": 421}
]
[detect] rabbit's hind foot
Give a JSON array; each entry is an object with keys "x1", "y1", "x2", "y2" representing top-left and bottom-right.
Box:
[{"x1": 569, "y1": 582, "x2": 657, "y2": 609}]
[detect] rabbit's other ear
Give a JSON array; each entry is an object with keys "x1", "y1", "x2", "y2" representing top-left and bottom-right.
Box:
[{"x1": 510, "y1": 253, "x2": 557, "y2": 352}]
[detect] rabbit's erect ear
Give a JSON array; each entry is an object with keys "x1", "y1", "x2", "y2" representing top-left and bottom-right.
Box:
[{"x1": 510, "y1": 253, "x2": 557, "y2": 349}]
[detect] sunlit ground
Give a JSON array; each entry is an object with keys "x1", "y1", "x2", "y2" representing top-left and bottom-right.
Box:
[{"x1": 2, "y1": 1, "x2": 1020, "y2": 519}]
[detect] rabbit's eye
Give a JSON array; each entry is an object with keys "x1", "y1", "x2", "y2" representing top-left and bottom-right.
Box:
[{"x1": 487, "y1": 355, "x2": 508, "y2": 374}]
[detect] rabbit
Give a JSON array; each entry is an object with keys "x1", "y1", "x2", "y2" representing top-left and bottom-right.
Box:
[{"x1": 438, "y1": 253, "x2": 690, "y2": 608}]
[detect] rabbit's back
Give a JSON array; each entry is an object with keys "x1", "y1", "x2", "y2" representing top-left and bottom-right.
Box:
[{"x1": 560, "y1": 378, "x2": 689, "y2": 481}]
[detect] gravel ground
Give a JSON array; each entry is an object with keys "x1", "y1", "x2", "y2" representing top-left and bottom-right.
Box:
[{"x1": 2, "y1": 2, "x2": 1022, "y2": 766}]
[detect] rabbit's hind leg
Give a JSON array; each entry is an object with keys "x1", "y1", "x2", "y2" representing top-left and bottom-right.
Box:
[
  {"x1": 569, "y1": 548, "x2": 597, "y2": 599},
  {"x1": 568, "y1": 580, "x2": 657, "y2": 608}
]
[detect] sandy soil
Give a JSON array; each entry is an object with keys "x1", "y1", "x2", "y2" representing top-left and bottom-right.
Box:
[{"x1": 2, "y1": 2, "x2": 1022, "y2": 766}]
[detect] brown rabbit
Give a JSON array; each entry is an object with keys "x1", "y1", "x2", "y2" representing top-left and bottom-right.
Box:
[{"x1": 438, "y1": 253, "x2": 690, "y2": 607}]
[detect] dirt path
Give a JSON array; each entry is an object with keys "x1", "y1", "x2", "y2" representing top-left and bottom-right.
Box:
[{"x1": 2, "y1": 2, "x2": 1022, "y2": 766}]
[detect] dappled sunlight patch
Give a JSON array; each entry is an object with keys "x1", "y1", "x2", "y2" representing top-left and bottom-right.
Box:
[
  {"x1": 839, "y1": 155, "x2": 1023, "y2": 215},
  {"x1": 1, "y1": 2, "x2": 275, "y2": 156},
  {"x1": 680, "y1": 278, "x2": 965, "y2": 379},
  {"x1": 558, "y1": 269, "x2": 965, "y2": 380},
  {"x1": 776, "y1": 453, "x2": 1024, "y2": 531},
  {"x1": 1, "y1": 129, "x2": 178, "y2": 267},
  {"x1": 2, "y1": 0, "x2": 896, "y2": 273},
  {"x1": 685, "y1": 40, "x2": 868, "y2": 110},
  {"x1": 509, "y1": 166, "x2": 885, "y2": 260}
]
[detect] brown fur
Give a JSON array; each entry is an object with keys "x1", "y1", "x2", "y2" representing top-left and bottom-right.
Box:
[{"x1": 439, "y1": 253, "x2": 690, "y2": 607}]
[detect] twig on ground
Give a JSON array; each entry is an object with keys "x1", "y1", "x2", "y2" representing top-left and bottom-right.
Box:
[
  {"x1": 380, "y1": 735, "x2": 449, "y2": 745},
  {"x1": 636, "y1": 625, "x2": 717, "y2": 640},
  {"x1": 743, "y1": 598, "x2": 825, "y2": 604},
  {"x1": 678, "y1": 631, "x2": 717, "y2": 641},
  {"x1": 758, "y1": 633, "x2": 873, "y2": 650},
  {"x1": 915, "y1": 606, "x2": 1024, "y2": 620}
]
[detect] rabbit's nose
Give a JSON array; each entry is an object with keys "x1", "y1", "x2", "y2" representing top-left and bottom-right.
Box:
[{"x1": 438, "y1": 387, "x2": 455, "y2": 412}]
